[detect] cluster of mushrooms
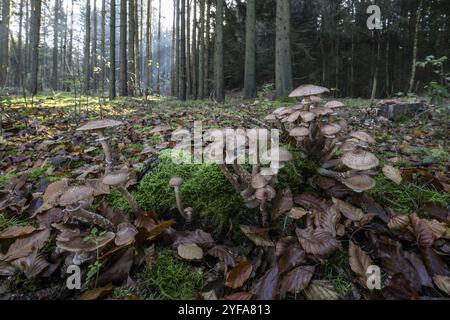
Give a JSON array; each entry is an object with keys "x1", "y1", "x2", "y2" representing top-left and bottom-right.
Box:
[
  {"x1": 264, "y1": 84, "x2": 380, "y2": 193},
  {"x1": 202, "y1": 130, "x2": 294, "y2": 226}
]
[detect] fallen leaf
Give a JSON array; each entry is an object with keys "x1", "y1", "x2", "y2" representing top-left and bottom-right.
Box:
[
  {"x1": 287, "y1": 207, "x2": 308, "y2": 220},
  {"x1": 147, "y1": 220, "x2": 175, "y2": 241},
  {"x1": 304, "y1": 280, "x2": 339, "y2": 300},
  {"x1": 226, "y1": 261, "x2": 253, "y2": 289},
  {"x1": 382, "y1": 165, "x2": 403, "y2": 185},
  {"x1": 171, "y1": 229, "x2": 214, "y2": 248},
  {"x1": 296, "y1": 228, "x2": 341, "y2": 257},
  {"x1": 208, "y1": 246, "x2": 236, "y2": 268},
  {"x1": 177, "y1": 244, "x2": 204, "y2": 260},
  {"x1": 271, "y1": 189, "x2": 293, "y2": 221},
  {"x1": 223, "y1": 292, "x2": 253, "y2": 300},
  {"x1": 80, "y1": 284, "x2": 114, "y2": 300},
  {"x1": 115, "y1": 223, "x2": 138, "y2": 246},
  {"x1": 433, "y1": 275, "x2": 450, "y2": 295},
  {"x1": 332, "y1": 198, "x2": 364, "y2": 222},
  {"x1": 349, "y1": 241, "x2": 373, "y2": 285},
  {"x1": 410, "y1": 214, "x2": 435, "y2": 247},
  {"x1": 251, "y1": 265, "x2": 279, "y2": 300},
  {"x1": 279, "y1": 266, "x2": 315, "y2": 297},
  {"x1": 387, "y1": 215, "x2": 410, "y2": 230},
  {"x1": 240, "y1": 225, "x2": 274, "y2": 247},
  {"x1": 0, "y1": 226, "x2": 38, "y2": 240}
]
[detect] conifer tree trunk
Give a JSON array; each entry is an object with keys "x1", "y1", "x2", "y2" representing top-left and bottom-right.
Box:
[
  {"x1": 244, "y1": 0, "x2": 256, "y2": 99},
  {"x1": 119, "y1": 0, "x2": 128, "y2": 96},
  {"x1": 84, "y1": 0, "x2": 91, "y2": 93},
  {"x1": 214, "y1": 0, "x2": 224, "y2": 103},
  {"x1": 275, "y1": 0, "x2": 293, "y2": 97},
  {"x1": 29, "y1": 0, "x2": 42, "y2": 95},
  {"x1": 0, "y1": 0, "x2": 11, "y2": 87},
  {"x1": 109, "y1": 0, "x2": 117, "y2": 99},
  {"x1": 128, "y1": 0, "x2": 136, "y2": 95},
  {"x1": 179, "y1": 0, "x2": 186, "y2": 100},
  {"x1": 146, "y1": 0, "x2": 152, "y2": 92},
  {"x1": 197, "y1": 0, "x2": 205, "y2": 99}
]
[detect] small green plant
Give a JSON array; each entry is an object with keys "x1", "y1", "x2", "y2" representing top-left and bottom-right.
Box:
[
  {"x1": 0, "y1": 214, "x2": 31, "y2": 231},
  {"x1": 0, "y1": 172, "x2": 17, "y2": 188},
  {"x1": 318, "y1": 251, "x2": 352, "y2": 298},
  {"x1": 422, "y1": 148, "x2": 450, "y2": 165},
  {"x1": 84, "y1": 228, "x2": 106, "y2": 288},
  {"x1": 138, "y1": 249, "x2": 203, "y2": 300},
  {"x1": 28, "y1": 166, "x2": 51, "y2": 180},
  {"x1": 416, "y1": 55, "x2": 449, "y2": 106},
  {"x1": 112, "y1": 287, "x2": 135, "y2": 299}
]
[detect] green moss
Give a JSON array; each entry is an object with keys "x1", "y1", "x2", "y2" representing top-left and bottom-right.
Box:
[
  {"x1": 28, "y1": 166, "x2": 50, "y2": 180},
  {"x1": 278, "y1": 146, "x2": 304, "y2": 192},
  {"x1": 138, "y1": 249, "x2": 203, "y2": 300},
  {"x1": 317, "y1": 251, "x2": 352, "y2": 298},
  {"x1": 0, "y1": 214, "x2": 32, "y2": 231},
  {"x1": 109, "y1": 150, "x2": 248, "y2": 232},
  {"x1": 369, "y1": 176, "x2": 450, "y2": 214},
  {"x1": 0, "y1": 172, "x2": 17, "y2": 188}
]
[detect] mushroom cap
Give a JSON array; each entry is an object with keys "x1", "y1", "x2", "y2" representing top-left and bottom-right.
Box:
[
  {"x1": 76, "y1": 119, "x2": 123, "y2": 132},
  {"x1": 340, "y1": 140, "x2": 358, "y2": 153},
  {"x1": 272, "y1": 107, "x2": 287, "y2": 115},
  {"x1": 102, "y1": 171, "x2": 129, "y2": 186},
  {"x1": 252, "y1": 174, "x2": 269, "y2": 189},
  {"x1": 325, "y1": 101, "x2": 346, "y2": 109},
  {"x1": 342, "y1": 150, "x2": 380, "y2": 171},
  {"x1": 342, "y1": 175, "x2": 376, "y2": 193},
  {"x1": 57, "y1": 232, "x2": 115, "y2": 253},
  {"x1": 290, "y1": 127, "x2": 311, "y2": 137},
  {"x1": 169, "y1": 176, "x2": 184, "y2": 187},
  {"x1": 264, "y1": 114, "x2": 278, "y2": 123},
  {"x1": 311, "y1": 107, "x2": 334, "y2": 116},
  {"x1": 349, "y1": 131, "x2": 376, "y2": 144},
  {"x1": 289, "y1": 84, "x2": 330, "y2": 98},
  {"x1": 265, "y1": 186, "x2": 277, "y2": 200},
  {"x1": 150, "y1": 125, "x2": 172, "y2": 134},
  {"x1": 284, "y1": 111, "x2": 302, "y2": 123},
  {"x1": 262, "y1": 148, "x2": 293, "y2": 162},
  {"x1": 115, "y1": 223, "x2": 138, "y2": 246},
  {"x1": 321, "y1": 124, "x2": 342, "y2": 136},
  {"x1": 260, "y1": 167, "x2": 279, "y2": 177},
  {"x1": 59, "y1": 186, "x2": 94, "y2": 207},
  {"x1": 299, "y1": 111, "x2": 316, "y2": 122}
]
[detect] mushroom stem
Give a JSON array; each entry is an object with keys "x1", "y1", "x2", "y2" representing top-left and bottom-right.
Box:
[
  {"x1": 260, "y1": 197, "x2": 269, "y2": 227},
  {"x1": 96, "y1": 130, "x2": 114, "y2": 174},
  {"x1": 118, "y1": 186, "x2": 144, "y2": 216},
  {"x1": 67, "y1": 208, "x2": 115, "y2": 231},
  {"x1": 173, "y1": 186, "x2": 185, "y2": 216},
  {"x1": 218, "y1": 164, "x2": 242, "y2": 192}
]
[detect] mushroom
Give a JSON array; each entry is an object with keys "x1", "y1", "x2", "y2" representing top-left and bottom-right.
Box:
[
  {"x1": 102, "y1": 170, "x2": 145, "y2": 216},
  {"x1": 59, "y1": 186, "x2": 115, "y2": 231},
  {"x1": 299, "y1": 111, "x2": 316, "y2": 123},
  {"x1": 290, "y1": 127, "x2": 311, "y2": 142},
  {"x1": 341, "y1": 150, "x2": 380, "y2": 171},
  {"x1": 77, "y1": 119, "x2": 123, "y2": 174},
  {"x1": 262, "y1": 147, "x2": 293, "y2": 170},
  {"x1": 57, "y1": 231, "x2": 115, "y2": 253},
  {"x1": 169, "y1": 176, "x2": 192, "y2": 220},
  {"x1": 321, "y1": 124, "x2": 342, "y2": 137},
  {"x1": 325, "y1": 101, "x2": 345, "y2": 109},
  {"x1": 342, "y1": 174, "x2": 376, "y2": 193},
  {"x1": 289, "y1": 84, "x2": 330, "y2": 110},
  {"x1": 349, "y1": 131, "x2": 376, "y2": 145}
]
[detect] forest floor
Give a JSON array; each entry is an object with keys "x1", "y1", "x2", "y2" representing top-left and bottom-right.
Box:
[{"x1": 0, "y1": 92, "x2": 449, "y2": 300}]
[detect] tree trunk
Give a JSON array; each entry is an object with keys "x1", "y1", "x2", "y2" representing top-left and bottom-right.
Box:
[
  {"x1": 179, "y1": 0, "x2": 186, "y2": 100},
  {"x1": 275, "y1": 0, "x2": 293, "y2": 98},
  {"x1": 68, "y1": 0, "x2": 74, "y2": 74},
  {"x1": 0, "y1": 0, "x2": 11, "y2": 87},
  {"x1": 128, "y1": 0, "x2": 136, "y2": 95},
  {"x1": 157, "y1": 0, "x2": 161, "y2": 94},
  {"x1": 100, "y1": 0, "x2": 106, "y2": 93},
  {"x1": 370, "y1": 31, "x2": 381, "y2": 105},
  {"x1": 171, "y1": 0, "x2": 176, "y2": 96},
  {"x1": 29, "y1": 0, "x2": 42, "y2": 95},
  {"x1": 408, "y1": 0, "x2": 422, "y2": 93},
  {"x1": 191, "y1": 0, "x2": 197, "y2": 99},
  {"x1": 204, "y1": 0, "x2": 210, "y2": 97},
  {"x1": 52, "y1": 0, "x2": 60, "y2": 91},
  {"x1": 134, "y1": 0, "x2": 140, "y2": 93},
  {"x1": 186, "y1": 0, "x2": 191, "y2": 98},
  {"x1": 92, "y1": 0, "x2": 98, "y2": 91},
  {"x1": 244, "y1": 0, "x2": 256, "y2": 99},
  {"x1": 84, "y1": 0, "x2": 91, "y2": 93},
  {"x1": 14, "y1": 0, "x2": 25, "y2": 87},
  {"x1": 146, "y1": 0, "x2": 152, "y2": 92},
  {"x1": 119, "y1": 0, "x2": 127, "y2": 96},
  {"x1": 214, "y1": 0, "x2": 224, "y2": 103},
  {"x1": 197, "y1": 0, "x2": 205, "y2": 98},
  {"x1": 109, "y1": 0, "x2": 117, "y2": 99}
]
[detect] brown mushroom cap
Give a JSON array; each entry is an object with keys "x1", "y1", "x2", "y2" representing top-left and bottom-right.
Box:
[
  {"x1": 325, "y1": 101, "x2": 345, "y2": 109},
  {"x1": 260, "y1": 168, "x2": 278, "y2": 177},
  {"x1": 265, "y1": 186, "x2": 277, "y2": 200},
  {"x1": 290, "y1": 127, "x2": 311, "y2": 138},
  {"x1": 76, "y1": 120, "x2": 123, "y2": 132},
  {"x1": 57, "y1": 232, "x2": 115, "y2": 253},
  {"x1": 264, "y1": 114, "x2": 278, "y2": 123},
  {"x1": 349, "y1": 131, "x2": 376, "y2": 144},
  {"x1": 102, "y1": 171, "x2": 129, "y2": 186},
  {"x1": 115, "y1": 223, "x2": 138, "y2": 246},
  {"x1": 262, "y1": 148, "x2": 293, "y2": 163},
  {"x1": 284, "y1": 111, "x2": 302, "y2": 123},
  {"x1": 272, "y1": 107, "x2": 287, "y2": 115},
  {"x1": 321, "y1": 124, "x2": 342, "y2": 136},
  {"x1": 289, "y1": 84, "x2": 330, "y2": 98},
  {"x1": 299, "y1": 111, "x2": 316, "y2": 122},
  {"x1": 342, "y1": 150, "x2": 380, "y2": 171},
  {"x1": 311, "y1": 107, "x2": 334, "y2": 116},
  {"x1": 254, "y1": 188, "x2": 268, "y2": 201},
  {"x1": 252, "y1": 174, "x2": 269, "y2": 189},
  {"x1": 59, "y1": 186, "x2": 94, "y2": 207},
  {"x1": 342, "y1": 174, "x2": 376, "y2": 193},
  {"x1": 169, "y1": 176, "x2": 184, "y2": 187}
]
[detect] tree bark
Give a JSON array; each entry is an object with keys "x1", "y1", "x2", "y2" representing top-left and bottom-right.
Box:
[
  {"x1": 146, "y1": 0, "x2": 152, "y2": 92},
  {"x1": 197, "y1": 0, "x2": 205, "y2": 98},
  {"x1": 0, "y1": 0, "x2": 11, "y2": 87},
  {"x1": 408, "y1": 0, "x2": 422, "y2": 93},
  {"x1": 29, "y1": 0, "x2": 42, "y2": 95},
  {"x1": 119, "y1": 0, "x2": 127, "y2": 96},
  {"x1": 92, "y1": 0, "x2": 98, "y2": 91},
  {"x1": 244, "y1": 0, "x2": 256, "y2": 99},
  {"x1": 128, "y1": 0, "x2": 136, "y2": 95},
  {"x1": 84, "y1": 0, "x2": 91, "y2": 93},
  {"x1": 179, "y1": 0, "x2": 186, "y2": 100},
  {"x1": 275, "y1": 0, "x2": 293, "y2": 98},
  {"x1": 191, "y1": 0, "x2": 197, "y2": 99},
  {"x1": 214, "y1": 0, "x2": 224, "y2": 103},
  {"x1": 52, "y1": 0, "x2": 60, "y2": 91},
  {"x1": 204, "y1": 0, "x2": 210, "y2": 97},
  {"x1": 101, "y1": 0, "x2": 106, "y2": 93},
  {"x1": 186, "y1": 0, "x2": 191, "y2": 98},
  {"x1": 157, "y1": 0, "x2": 161, "y2": 94},
  {"x1": 109, "y1": 0, "x2": 117, "y2": 99}
]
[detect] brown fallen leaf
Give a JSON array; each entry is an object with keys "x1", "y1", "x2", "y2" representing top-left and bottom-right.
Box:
[
  {"x1": 223, "y1": 292, "x2": 253, "y2": 300},
  {"x1": 177, "y1": 244, "x2": 204, "y2": 260},
  {"x1": 388, "y1": 215, "x2": 410, "y2": 230},
  {"x1": 304, "y1": 280, "x2": 339, "y2": 300},
  {"x1": 240, "y1": 225, "x2": 274, "y2": 247},
  {"x1": 251, "y1": 265, "x2": 279, "y2": 300},
  {"x1": 349, "y1": 241, "x2": 373, "y2": 285},
  {"x1": 433, "y1": 275, "x2": 450, "y2": 295},
  {"x1": 115, "y1": 223, "x2": 138, "y2": 246},
  {"x1": 171, "y1": 229, "x2": 214, "y2": 248},
  {"x1": 207, "y1": 246, "x2": 236, "y2": 268},
  {"x1": 271, "y1": 188, "x2": 293, "y2": 221},
  {"x1": 296, "y1": 227, "x2": 341, "y2": 257},
  {"x1": 226, "y1": 261, "x2": 253, "y2": 289},
  {"x1": 382, "y1": 165, "x2": 403, "y2": 185},
  {"x1": 1, "y1": 229, "x2": 51, "y2": 262},
  {"x1": 147, "y1": 220, "x2": 175, "y2": 241},
  {"x1": 80, "y1": 284, "x2": 114, "y2": 300},
  {"x1": 287, "y1": 207, "x2": 308, "y2": 220},
  {"x1": 279, "y1": 266, "x2": 315, "y2": 297},
  {"x1": 332, "y1": 198, "x2": 364, "y2": 222},
  {"x1": 410, "y1": 214, "x2": 435, "y2": 247},
  {"x1": 278, "y1": 241, "x2": 306, "y2": 274},
  {"x1": 0, "y1": 226, "x2": 38, "y2": 240}
]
